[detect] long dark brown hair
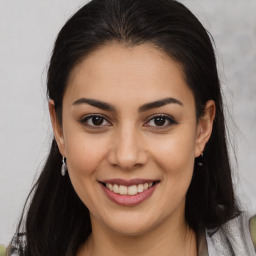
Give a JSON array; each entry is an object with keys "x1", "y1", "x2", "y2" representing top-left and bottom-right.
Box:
[{"x1": 10, "y1": 0, "x2": 239, "y2": 255}]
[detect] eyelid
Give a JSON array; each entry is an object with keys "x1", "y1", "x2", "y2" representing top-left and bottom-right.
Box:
[
  {"x1": 80, "y1": 114, "x2": 112, "y2": 129},
  {"x1": 143, "y1": 114, "x2": 177, "y2": 128}
]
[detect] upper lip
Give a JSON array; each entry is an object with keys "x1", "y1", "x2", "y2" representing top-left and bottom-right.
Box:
[{"x1": 99, "y1": 178, "x2": 159, "y2": 186}]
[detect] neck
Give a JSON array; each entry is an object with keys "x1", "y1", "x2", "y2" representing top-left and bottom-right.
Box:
[{"x1": 78, "y1": 212, "x2": 197, "y2": 256}]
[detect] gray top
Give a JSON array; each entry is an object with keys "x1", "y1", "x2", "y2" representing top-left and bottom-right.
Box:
[{"x1": 198, "y1": 212, "x2": 256, "y2": 256}]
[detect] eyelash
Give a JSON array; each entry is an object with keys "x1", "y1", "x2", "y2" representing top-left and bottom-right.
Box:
[
  {"x1": 80, "y1": 114, "x2": 177, "y2": 130},
  {"x1": 80, "y1": 114, "x2": 111, "y2": 129},
  {"x1": 144, "y1": 114, "x2": 177, "y2": 128}
]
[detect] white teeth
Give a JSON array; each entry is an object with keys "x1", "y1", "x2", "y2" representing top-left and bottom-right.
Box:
[
  {"x1": 143, "y1": 183, "x2": 149, "y2": 190},
  {"x1": 113, "y1": 184, "x2": 119, "y2": 193},
  {"x1": 137, "y1": 184, "x2": 144, "y2": 193},
  {"x1": 119, "y1": 185, "x2": 128, "y2": 195},
  {"x1": 105, "y1": 182, "x2": 155, "y2": 195},
  {"x1": 128, "y1": 185, "x2": 137, "y2": 195}
]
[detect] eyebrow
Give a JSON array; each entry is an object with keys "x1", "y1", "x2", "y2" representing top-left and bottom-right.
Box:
[
  {"x1": 72, "y1": 97, "x2": 183, "y2": 112},
  {"x1": 139, "y1": 97, "x2": 183, "y2": 112}
]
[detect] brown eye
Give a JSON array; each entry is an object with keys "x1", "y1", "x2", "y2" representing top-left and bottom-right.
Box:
[
  {"x1": 154, "y1": 116, "x2": 166, "y2": 126},
  {"x1": 81, "y1": 115, "x2": 111, "y2": 129},
  {"x1": 91, "y1": 116, "x2": 104, "y2": 126},
  {"x1": 145, "y1": 115, "x2": 177, "y2": 128}
]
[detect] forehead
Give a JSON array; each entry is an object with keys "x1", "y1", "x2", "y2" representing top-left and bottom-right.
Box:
[{"x1": 64, "y1": 43, "x2": 195, "y2": 109}]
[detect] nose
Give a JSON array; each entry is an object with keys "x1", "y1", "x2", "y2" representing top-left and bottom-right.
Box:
[{"x1": 107, "y1": 126, "x2": 148, "y2": 171}]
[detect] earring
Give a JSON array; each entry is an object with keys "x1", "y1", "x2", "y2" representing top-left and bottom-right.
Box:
[
  {"x1": 198, "y1": 152, "x2": 203, "y2": 167},
  {"x1": 61, "y1": 156, "x2": 68, "y2": 176}
]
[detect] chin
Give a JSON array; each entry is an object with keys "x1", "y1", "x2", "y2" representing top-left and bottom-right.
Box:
[
  {"x1": 98, "y1": 210, "x2": 163, "y2": 236},
  {"x1": 109, "y1": 222, "x2": 155, "y2": 236}
]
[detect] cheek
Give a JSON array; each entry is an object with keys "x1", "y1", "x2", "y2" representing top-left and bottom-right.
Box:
[
  {"x1": 64, "y1": 132, "x2": 109, "y2": 207},
  {"x1": 65, "y1": 131, "x2": 108, "y2": 176},
  {"x1": 152, "y1": 127, "x2": 196, "y2": 185},
  {"x1": 152, "y1": 131, "x2": 196, "y2": 215}
]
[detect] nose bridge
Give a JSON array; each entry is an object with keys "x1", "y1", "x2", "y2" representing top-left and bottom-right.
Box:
[{"x1": 109, "y1": 122, "x2": 147, "y2": 170}]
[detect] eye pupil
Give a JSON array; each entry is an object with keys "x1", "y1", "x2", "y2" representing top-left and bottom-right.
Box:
[
  {"x1": 154, "y1": 117, "x2": 165, "y2": 126},
  {"x1": 92, "y1": 116, "x2": 104, "y2": 125}
]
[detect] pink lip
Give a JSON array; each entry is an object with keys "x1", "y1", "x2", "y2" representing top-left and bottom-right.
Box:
[
  {"x1": 99, "y1": 181, "x2": 159, "y2": 206},
  {"x1": 100, "y1": 178, "x2": 157, "y2": 186}
]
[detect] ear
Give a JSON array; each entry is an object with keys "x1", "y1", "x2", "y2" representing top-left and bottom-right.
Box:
[
  {"x1": 49, "y1": 99, "x2": 66, "y2": 156},
  {"x1": 195, "y1": 100, "x2": 216, "y2": 157}
]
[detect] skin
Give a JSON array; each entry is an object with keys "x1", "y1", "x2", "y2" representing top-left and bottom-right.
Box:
[{"x1": 49, "y1": 43, "x2": 215, "y2": 256}]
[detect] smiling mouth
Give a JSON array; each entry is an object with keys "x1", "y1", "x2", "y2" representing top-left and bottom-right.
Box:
[{"x1": 99, "y1": 181, "x2": 160, "y2": 196}]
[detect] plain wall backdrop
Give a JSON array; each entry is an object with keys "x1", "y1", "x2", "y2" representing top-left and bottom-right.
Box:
[{"x1": 0, "y1": 0, "x2": 255, "y2": 246}]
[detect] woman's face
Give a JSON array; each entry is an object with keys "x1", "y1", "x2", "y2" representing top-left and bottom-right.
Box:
[{"x1": 51, "y1": 43, "x2": 214, "y2": 235}]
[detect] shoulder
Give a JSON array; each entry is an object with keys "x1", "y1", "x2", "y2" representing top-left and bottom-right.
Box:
[{"x1": 205, "y1": 212, "x2": 256, "y2": 255}]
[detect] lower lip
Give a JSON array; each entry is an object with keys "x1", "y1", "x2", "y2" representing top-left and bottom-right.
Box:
[{"x1": 100, "y1": 183, "x2": 158, "y2": 206}]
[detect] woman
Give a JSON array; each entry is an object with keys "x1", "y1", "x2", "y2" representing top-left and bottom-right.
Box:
[{"x1": 9, "y1": 0, "x2": 256, "y2": 255}]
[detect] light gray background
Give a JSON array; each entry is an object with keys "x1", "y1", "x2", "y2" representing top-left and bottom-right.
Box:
[{"x1": 0, "y1": 0, "x2": 255, "y2": 246}]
